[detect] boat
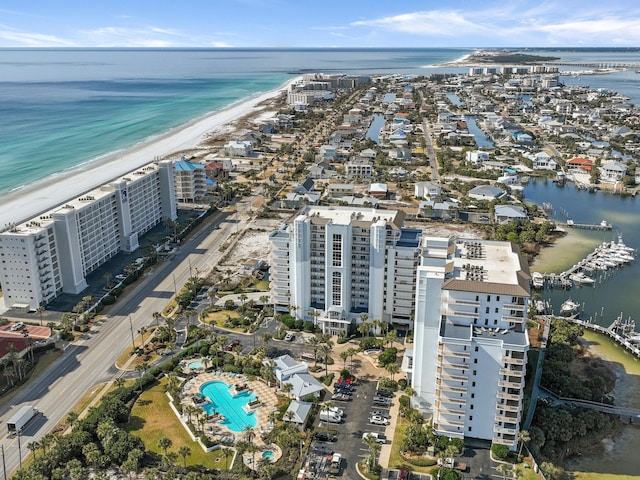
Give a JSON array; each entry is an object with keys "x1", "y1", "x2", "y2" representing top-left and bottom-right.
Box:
[
  {"x1": 616, "y1": 235, "x2": 634, "y2": 253},
  {"x1": 531, "y1": 272, "x2": 545, "y2": 289},
  {"x1": 569, "y1": 272, "x2": 595, "y2": 285},
  {"x1": 560, "y1": 299, "x2": 581, "y2": 316}
]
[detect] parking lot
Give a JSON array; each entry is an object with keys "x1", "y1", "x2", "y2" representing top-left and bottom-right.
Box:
[{"x1": 308, "y1": 379, "x2": 394, "y2": 479}]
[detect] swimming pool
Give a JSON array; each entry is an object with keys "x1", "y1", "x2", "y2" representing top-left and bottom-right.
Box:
[
  {"x1": 188, "y1": 361, "x2": 203, "y2": 369},
  {"x1": 200, "y1": 381, "x2": 257, "y2": 432},
  {"x1": 262, "y1": 450, "x2": 274, "y2": 460}
]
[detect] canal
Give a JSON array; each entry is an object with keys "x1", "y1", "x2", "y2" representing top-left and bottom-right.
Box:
[
  {"x1": 365, "y1": 113, "x2": 385, "y2": 144},
  {"x1": 465, "y1": 115, "x2": 494, "y2": 149},
  {"x1": 525, "y1": 177, "x2": 640, "y2": 477},
  {"x1": 524, "y1": 178, "x2": 640, "y2": 327}
]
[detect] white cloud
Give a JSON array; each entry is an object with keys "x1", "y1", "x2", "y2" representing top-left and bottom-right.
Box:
[
  {"x1": 348, "y1": 4, "x2": 640, "y2": 46},
  {"x1": 351, "y1": 10, "x2": 490, "y2": 37},
  {"x1": 0, "y1": 25, "x2": 75, "y2": 47}
]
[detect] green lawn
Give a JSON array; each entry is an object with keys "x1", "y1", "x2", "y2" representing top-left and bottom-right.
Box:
[
  {"x1": 202, "y1": 310, "x2": 242, "y2": 329},
  {"x1": 125, "y1": 378, "x2": 228, "y2": 469}
]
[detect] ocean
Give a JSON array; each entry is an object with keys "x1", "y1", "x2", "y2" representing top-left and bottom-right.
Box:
[
  {"x1": 0, "y1": 48, "x2": 472, "y2": 196},
  {"x1": 0, "y1": 47, "x2": 639, "y2": 197}
]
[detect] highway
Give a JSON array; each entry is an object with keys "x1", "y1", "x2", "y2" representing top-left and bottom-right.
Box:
[{"x1": 0, "y1": 205, "x2": 247, "y2": 476}]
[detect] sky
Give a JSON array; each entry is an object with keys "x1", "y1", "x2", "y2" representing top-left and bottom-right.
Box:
[{"x1": 1, "y1": 0, "x2": 640, "y2": 48}]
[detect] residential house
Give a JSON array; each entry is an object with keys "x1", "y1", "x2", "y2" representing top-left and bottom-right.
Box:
[
  {"x1": 466, "y1": 150, "x2": 490, "y2": 164},
  {"x1": 415, "y1": 181, "x2": 442, "y2": 199},
  {"x1": 600, "y1": 161, "x2": 627, "y2": 182},
  {"x1": 468, "y1": 185, "x2": 506, "y2": 201},
  {"x1": 494, "y1": 205, "x2": 528, "y2": 224},
  {"x1": 223, "y1": 140, "x2": 253, "y2": 157}
]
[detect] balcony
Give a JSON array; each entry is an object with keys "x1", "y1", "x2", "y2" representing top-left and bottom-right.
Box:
[
  {"x1": 499, "y1": 402, "x2": 520, "y2": 413},
  {"x1": 436, "y1": 382, "x2": 467, "y2": 394},
  {"x1": 503, "y1": 303, "x2": 526, "y2": 312},
  {"x1": 450, "y1": 297, "x2": 480, "y2": 306},
  {"x1": 499, "y1": 367, "x2": 523, "y2": 377},
  {"x1": 502, "y1": 356, "x2": 525, "y2": 366},
  {"x1": 437, "y1": 368, "x2": 467, "y2": 382},
  {"x1": 497, "y1": 391, "x2": 521, "y2": 401},
  {"x1": 498, "y1": 380, "x2": 522, "y2": 389},
  {"x1": 439, "y1": 346, "x2": 470, "y2": 358},
  {"x1": 438, "y1": 394, "x2": 467, "y2": 406},
  {"x1": 437, "y1": 416, "x2": 465, "y2": 428},
  {"x1": 435, "y1": 401, "x2": 465, "y2": 415},
  {"x1": 439, "y1": 357, "x2": 468, "y2": 370},
  {"x1": 501, "y1": 315, "x2": 525, "y2": 324},
  {"x1": 445, "y1": 308, "x2": 479, "y2": 320},
  {"x1": 492, "y1": 435, "x2": 517, "y2": 446},
  {"x1": 495, "y1": 413, "x2": 519, "y2": 423},
  {"x1": 494, "y1": 424, "x2": 518, "y2": 435}
]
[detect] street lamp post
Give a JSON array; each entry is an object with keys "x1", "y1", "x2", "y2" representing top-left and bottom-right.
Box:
[
  {"x1": 128, "y1": 316, "x2": 136, "y2": 353},
  {"x1": 16, "y1": 430, "x2": 22, "y2": 470},
  {"x1": 1, "y1": 444, "x2": 7, "y2": 480}
]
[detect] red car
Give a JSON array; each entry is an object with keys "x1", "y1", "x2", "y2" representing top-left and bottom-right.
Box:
[{"x1": 225, "y1": 340, "x2": 241, "y2": 351}]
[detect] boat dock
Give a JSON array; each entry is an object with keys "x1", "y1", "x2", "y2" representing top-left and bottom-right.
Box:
[
  {"x1": 559, "y1": 315, "x2": 640, "y2": 359},
  {"x1": 531, "y1": 236, "x2": 635, "y2": 291},
  {"x1": 562, "y1": 219, "x2": 612, "y2": 230}
]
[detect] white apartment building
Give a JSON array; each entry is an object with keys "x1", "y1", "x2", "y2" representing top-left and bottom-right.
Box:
[
  {"x1": 345, "y1": 157, "x2": 373, "y2": 179},
  {"x1": 0, "y1": 161, "x2": 176, "y2": 310},
  {"x1": 408, "y1": 237, "x2": 530, "y2": 450},
  {"x1": 174, "y1": 159, "x2": 207, "y2": 202},
  {"x1": 269, "y1": 206, "x2": 421, "y2": 335}
]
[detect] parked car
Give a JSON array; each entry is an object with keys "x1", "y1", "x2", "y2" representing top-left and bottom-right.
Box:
[
  {"x1": 284, "y1": 332, "x2": 295, "y2": 342},
  {"x1": 225, "y1": 340, "x2": 241, "y2": 351},
  {"x1": 334, "y1": 385, "x2": 353, "y2": 394},
  {"x1": 375, "y1": 389, "x2": 394, "y2": 398},
  {"x1": 314, "y1": 432, "x2": 338, "y2": 442},
  {"x1": 370, "y1": 410, "x2": 390, "y2": 419},
  {"x1": 362, "y1": 432, "x2": 387, "y2": 444},
  {"x1": 369, "y1": 415, "x2": 390, "y2": 426},
  {"x1": 373, "y1": 396, "x2": 392, "y2": 406},
  {"x1": 331, "y1": 392, "x2": 351, "y2": 402}
]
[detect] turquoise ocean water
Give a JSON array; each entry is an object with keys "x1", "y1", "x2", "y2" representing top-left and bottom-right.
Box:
[
  {"x1": 0, "y1": 47, "x2": 639, "y2": 197},
  {"x1": 0, "y1": 48, "x2": 472, "y2": 196}
]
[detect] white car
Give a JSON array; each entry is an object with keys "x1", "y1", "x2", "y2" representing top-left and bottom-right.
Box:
[
  {"x1": 362, "y1": 432, "x2": 387, "y2": 444},
  {"x1": 284, "y1": 332, "x2": 295, "y2": 341},
  {"x1": 369, "y1": 415, "x2": 390, "y2": 426}
]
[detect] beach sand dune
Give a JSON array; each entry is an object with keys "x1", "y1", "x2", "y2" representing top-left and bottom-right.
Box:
[{"x1": 0, "y1": 78, "x2": 299, "y2": 228}]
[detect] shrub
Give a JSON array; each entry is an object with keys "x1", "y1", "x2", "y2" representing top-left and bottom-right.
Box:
[
  {"x1": 491, "y1": 443, "x2": 510, "y2": 461},
  {"x1": 102, "y1": 295, "x2": 116, "y2": 305},
  {"x1": 378, "y1": 347, "x2": 398, "y2": 366},
  {"x1": 398, "y1": 378, "x2": 408, "y2": 389},
  {"x1": 399, "y1": 453, "x2": 437, "y2": 467}
]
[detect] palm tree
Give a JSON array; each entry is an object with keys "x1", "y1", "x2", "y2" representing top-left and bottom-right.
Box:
[
  {"x1": 346, "y1": 347, "x2": 358, "y2": 371},
  {"x1": 27, "y1": 441, "x2": 39, "y2": 460},
  {"x1": 178, "y1": 445, "x2": 191, "y2": 467},
  {"x1": 114, "y1": 376, "x2": 125, "y2": 389},
  {"x1": 259, "y1": 332, "x2": 272, "y2": 348},
  {"x1": 138, "y1": 326, "x2": 147, "y2": 347},
  {"x1": 385, "y1": 362, "x2": 400, "y2": 381},
  {"x1": 66, "y1": 411, "x2": 79, "y2": 430},
  {"x1": 340, "y1": 350, "x2": 349, "y2": 369},
  {"x1": 281, "y1": 382, "x2": 294, "y2": 398},
  {"x1": 306, "y1": 336, "x2": 321, "y2": 365},
  {"x1": 319, "y1": 343, "x2": 333, "y2": 377},
  {"x1": 362, "y1": 434, "x2": 381, "y2": 471},
  {"x1": 518, "y1": 429, "x2": 531, "y2": 458},
  {"x1": 496, "y1": 462, "x2": 513, "y2": 480},
  {"x1": 157, "y1": 436, "x2": 172, "y2": 458},
  {"x1": 36, "y1": 306, "x2": 45, "y2": 326},
  {"x1": 223, "y1": 447, "x2": 233, "y2": 470}
]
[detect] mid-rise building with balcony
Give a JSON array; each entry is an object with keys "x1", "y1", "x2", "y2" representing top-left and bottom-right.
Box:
[
  {"x1": 269, "y1": 206, "x2": 421, "y2": 334},
  {"x1": 0, "y1": 161, "x2": 176, "y2": 310},
  {"x1": 408, "y1": 237, "x2": 530, "y2": 450}
]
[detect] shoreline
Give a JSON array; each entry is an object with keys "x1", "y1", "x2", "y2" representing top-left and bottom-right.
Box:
[{"x1": 0, "y1": 76, "x2": 300, "y2": 227}]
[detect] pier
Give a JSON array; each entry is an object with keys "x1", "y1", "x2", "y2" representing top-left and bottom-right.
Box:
[
  {"x1": 558, "y1": 315, "x2": 640, "y2": 359},
  {"x1": 562, "y1": 219, "x2": 612, "y2": 230}
]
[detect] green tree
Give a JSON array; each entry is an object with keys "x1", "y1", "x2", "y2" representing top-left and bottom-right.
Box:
[{"x1": 178, "y1": 445, "x2": 192, "y2": 467}]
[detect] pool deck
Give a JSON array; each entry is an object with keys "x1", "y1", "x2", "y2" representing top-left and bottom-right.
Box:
[{"x1": 181, "y1": 370, "x2": 279, "y2": 448}]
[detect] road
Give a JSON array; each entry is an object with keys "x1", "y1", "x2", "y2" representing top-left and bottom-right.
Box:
[{"x1": 0, "y1": 202, "x2": 256, "y2": 475}]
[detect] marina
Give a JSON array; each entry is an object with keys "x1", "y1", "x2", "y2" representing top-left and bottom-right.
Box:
[{"x1": 530, "y1": 235, "x2": 635, "y2": 291}]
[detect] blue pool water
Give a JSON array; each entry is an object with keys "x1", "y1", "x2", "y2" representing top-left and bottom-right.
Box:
[
  {"x1": 262, "y1": 451, "x2": 274, "y2": 459},
  {"x1": 188, "y1": 361, "x2": 203, "y2": 369},
  {"x1": 200, "y1": 381, "x2": 257, "y2": 432}
]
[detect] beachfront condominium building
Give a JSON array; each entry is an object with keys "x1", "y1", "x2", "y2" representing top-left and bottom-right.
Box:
[
  {"x1": 407, "y1": 237, "x2": 530, "y2": 449},
  {"x1": 269, "y1": 206, "x2": 421, "y2": 335},
  {"x1": 0, "y1": 161, "x2": 176, "y2": 310},
  {"x1": 174, "y1": 158, "x2": 207, "y2": 203}
]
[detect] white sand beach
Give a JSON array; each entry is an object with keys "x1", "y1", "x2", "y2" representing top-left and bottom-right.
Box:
[{"x1": 0, "y1": 77, "x2": 300, "y2": 228}]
